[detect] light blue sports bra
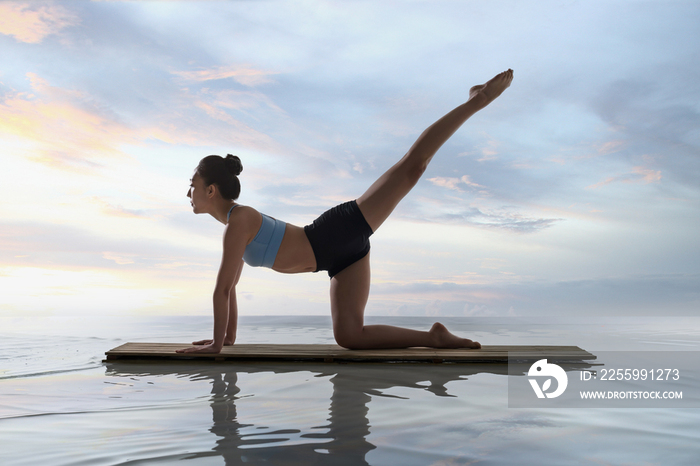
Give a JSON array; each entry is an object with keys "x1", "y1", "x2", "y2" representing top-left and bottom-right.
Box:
[{"x1": 227, "y1": 205, "x2": 286, "y2": 268}]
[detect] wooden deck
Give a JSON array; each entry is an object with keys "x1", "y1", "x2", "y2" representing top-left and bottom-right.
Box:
[{"x1": 105, "y1": 343, "x2": 596, "y2": 364}]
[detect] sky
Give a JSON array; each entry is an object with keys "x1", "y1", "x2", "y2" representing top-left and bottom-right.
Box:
[{"x1": 1, "y1": 0, "x2": 699, "y2": 318}]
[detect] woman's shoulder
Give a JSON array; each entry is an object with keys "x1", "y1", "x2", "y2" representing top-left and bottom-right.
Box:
[
  {"x1": 229, "y1": 203, "x2": 258, "y2": 215},
  {"x1": 228, "y1": 204, "x2": 262, "y2": 222},
  {"x1": 225, "y1": 204, "x2": 262, "y2": 236}
]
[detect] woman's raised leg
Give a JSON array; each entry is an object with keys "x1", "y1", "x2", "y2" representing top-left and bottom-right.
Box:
[
  {"x1": 356, "y1": 69, "x2": 513, "y2": 232},
  {"x1": 330, "y1": 70, "x2": 513, "y2": 350}
]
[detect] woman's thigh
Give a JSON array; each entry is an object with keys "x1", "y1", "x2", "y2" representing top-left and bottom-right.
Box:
[
  {"x1": 329, "y1": 253, "x2": 371, "y2": 342},
  {"x1": 356, "y1": 155, "x2": 425, "y2": 233}
]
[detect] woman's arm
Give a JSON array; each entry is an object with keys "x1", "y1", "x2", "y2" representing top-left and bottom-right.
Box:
[
  {"x1": 182, "y1": 260, "x2": 243, "y2": 353},
  {"x1": 224, "y1": 259, "x2": 243, "y2": 343},
  {"x1": 177, "y1": 211, "x2": 252, "y2": 354}
]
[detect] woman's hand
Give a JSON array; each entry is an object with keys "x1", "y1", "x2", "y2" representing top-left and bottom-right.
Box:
[
  {"x1": 175, "y1": 343, "x2": 223, "y2": 354},
  {"x1": 190, "y1": 338, "x2": 235, "y2": 346},
  {"x1": 175, "y1": 338, "x2": 234, "y2": 354},
  {"x1": 192, "y1": 339, "x2": 214, "y2": 345}
]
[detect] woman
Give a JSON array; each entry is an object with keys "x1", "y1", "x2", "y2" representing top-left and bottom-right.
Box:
[{"x1": 177, "y1": 69, "x2": 513, "y2": 354}]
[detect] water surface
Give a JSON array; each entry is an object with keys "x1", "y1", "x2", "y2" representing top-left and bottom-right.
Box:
[{"x1": 1, "y1": 316, "x2": 699, "y2": 465}]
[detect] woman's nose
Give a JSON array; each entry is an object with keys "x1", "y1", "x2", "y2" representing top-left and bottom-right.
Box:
[{"x1": 187, "y1": 188, "x2": 191, "y2": 198}]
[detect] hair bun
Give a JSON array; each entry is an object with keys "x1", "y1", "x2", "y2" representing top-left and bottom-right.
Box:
[{"x1": 225, "y1": 154, "x2": 243, "y2": 176}]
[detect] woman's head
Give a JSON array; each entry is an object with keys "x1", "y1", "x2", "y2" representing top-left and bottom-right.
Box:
[{"x1": 194, "y1": 154, "x2": 243, "y2": 200}]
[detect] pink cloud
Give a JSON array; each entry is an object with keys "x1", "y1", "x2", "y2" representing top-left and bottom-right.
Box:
[
  {"x1": 0, "y1": 72, "x2": 282, "y2": 172},
  {"x1": 428, "y1": 175, "x2": 485, "y2": 192},
  {"x1": 586, "y1": 166, "x2": 662, "y2": 189},
  {"x1": 89, "y1": 197, "x2": 149, "y2": 219},
  {"x1": 172, "y1": 65, "x2": 279, "y2": 87},
  {"x1": 597, "y1": 139, "x2": 625, "y2": 155},
  {"x1": 632, "y1": 166, "x2": 662, "y2": 183},
  {"x1": 0, "y1": 2, "x2": 77, "y2": 44},
  {"x1": 102, "y1": 252, "x2": 136, "y2": 265},
  {"x1": 0, "y1": 73, "x2": 137, "y2": 171}
]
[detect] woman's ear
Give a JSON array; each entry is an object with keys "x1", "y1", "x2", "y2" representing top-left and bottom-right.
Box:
[{"x1": 207, "y1": 183, "x2": 217, "y2": 198}]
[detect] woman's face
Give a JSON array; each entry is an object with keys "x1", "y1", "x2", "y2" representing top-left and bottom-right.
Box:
[{"x1": 187, "y1": 172, "x2": 210, "y2": 214}]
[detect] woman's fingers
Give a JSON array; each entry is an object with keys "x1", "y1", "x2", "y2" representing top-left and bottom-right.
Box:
[{"x1": 176, "y1": 343, "x2": 221, "y2": 354}]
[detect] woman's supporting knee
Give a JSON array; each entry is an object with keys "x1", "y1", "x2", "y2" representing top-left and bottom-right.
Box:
[{"x1": 333, "y1": 326, "x2": 364, "y2": 350}]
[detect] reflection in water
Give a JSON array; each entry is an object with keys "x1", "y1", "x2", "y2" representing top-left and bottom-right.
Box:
[{"x1": 105, "y1": 360, "x2": 594, "y2": 465}]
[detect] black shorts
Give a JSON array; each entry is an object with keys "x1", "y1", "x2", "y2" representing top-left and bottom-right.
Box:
[{"x1": 304, "y1": 200, "x2": 374, "y2": 278}]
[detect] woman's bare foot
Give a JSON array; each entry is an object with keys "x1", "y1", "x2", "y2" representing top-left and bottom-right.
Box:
[
  {"x1": 468, "y1": 69, "x2": 513, "y2": 109},
  {"x1": 429, "y1": 322, "x2": 481, "y2": 349}
]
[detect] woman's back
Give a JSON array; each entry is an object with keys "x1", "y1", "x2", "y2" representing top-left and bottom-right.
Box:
[{"x1": 227, "y1": 205, "x2": 316, "y2": 274}]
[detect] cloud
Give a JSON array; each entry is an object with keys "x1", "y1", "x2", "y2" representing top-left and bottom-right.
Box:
[
  {"x1": 586, "y1": 166, "x2": 662, "y2": 190},
  {"x1": 450, "y1": 210, "x2": 560, "y2": 232},
  {"x1": 102, "y1": 252, "x2": 136, "y2": 265},
  {"x1": 1, "y1": 0, "x2": 698, "y2": 320},
  {"x1": 89, "y1": 197, "x2": 149, "y2": 219},
  {"x1": 0, "y1": 71, "x2": 284, "y2": 173},
  {"x1": 428, "y1": 175, "x2": 486, "y2": 193},
  {"x1": 403, "y1": 199, "x2": 562, "y2": 233},
  {"x1": 633, "y1": 166, "x2": 662, "y2": 183},
  {"x1": 596, "y1": 140, "x2": 626, "y2": 156},
  {"x1": 588, "y1": 76, "x2": 700, "y2": 191},
  {"x1": 512, "y1": 274, "x2": 700, "y2": 316},
  {"x1": 0, "y1": 265, "x2": 184, "y2": 315},
  {"x1": 0, "y1": 220, "x2": 219, "y2": 277},
  {"x1": 369, "y1": 274, "x2": 700, "y2": 316},
  {"x1": 169, "y1": 86, "x2": 286, "y2": 153},
  {"x1": 0, "y1": 73, "x2": 138, "y2": 170},
  {"x1": 463, "y1": 303, "x2": 500, "y2": 317},
  {"x1": 172, "y1": 65, "x2": 279, "y2": 87},
  {"x1": 0, "y1": 2, "x2": 78, "y2": 43}
]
